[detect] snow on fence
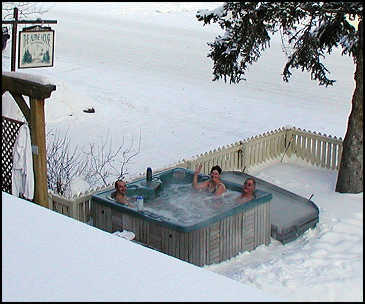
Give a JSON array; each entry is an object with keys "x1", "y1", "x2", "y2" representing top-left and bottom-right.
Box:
[{"x1": 47, "y1": 126, "x2": 342, "y2": 223}]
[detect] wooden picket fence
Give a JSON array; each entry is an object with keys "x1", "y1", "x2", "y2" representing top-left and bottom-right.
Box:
[
  {"x1": 47, "y1": 126, "x2": 342, "y2": 223},
  {"x1": 48, "y1": 185, "x2": 113, "y2": 224},
  {"x1": 174, "y1": 126, "x2": 343, "y2": 174}
]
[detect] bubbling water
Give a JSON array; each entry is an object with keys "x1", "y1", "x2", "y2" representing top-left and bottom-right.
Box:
[{"x1": 142, "y1": 183, "x2": 243, "y2": 225}]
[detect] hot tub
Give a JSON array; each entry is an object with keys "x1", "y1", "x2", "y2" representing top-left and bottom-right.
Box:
[{"x1": 91, "y1": 168, "x2": 272, "y2": 266}]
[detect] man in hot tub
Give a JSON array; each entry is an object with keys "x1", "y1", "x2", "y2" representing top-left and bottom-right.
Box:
[
  {"x1": 235, "y1": 177, "x2": 256, "y2": 203},
  {"x1": 113, "y1": 180, "x2": 132, "y2": 206}
]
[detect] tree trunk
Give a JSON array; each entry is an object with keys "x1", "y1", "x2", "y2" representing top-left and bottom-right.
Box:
[{"x1": 335, "y1": 21, "x2": 363, "y2": 193}]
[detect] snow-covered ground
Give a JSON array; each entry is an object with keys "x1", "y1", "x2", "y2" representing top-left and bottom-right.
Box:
[
  {"x1": 3, "y1": 191, "x2": 283, "y2": 302},
  {"x1": 2, "y1": 2, "x2": 362, "y2": 302}
]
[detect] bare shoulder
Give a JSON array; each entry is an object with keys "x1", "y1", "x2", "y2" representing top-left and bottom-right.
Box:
[{"x1": 217, "y1": 182, "x2": 226, "y2": 189}]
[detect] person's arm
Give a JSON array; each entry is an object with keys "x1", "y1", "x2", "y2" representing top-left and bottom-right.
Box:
[
  {"x1": 116, "y1": 194, "x2": 129, "y2": 206},
  {"x1": 193, "y1": 164, "x2": 208, "y2": 190},
  {"x1": 214, "y1": 182, "x2": 226, "y2": 196}
]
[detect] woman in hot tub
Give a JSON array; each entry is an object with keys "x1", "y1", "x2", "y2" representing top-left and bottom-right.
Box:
[{"x1": 192, "y1": 164, "x2": 226, "y2": 196}]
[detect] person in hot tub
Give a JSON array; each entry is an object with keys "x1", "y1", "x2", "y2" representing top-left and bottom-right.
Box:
[
  {"x1": 193, "y1": 164, "x2": 226, "y2": 196},
  {"x1": 113, "y1": 180, "x2": 131, "y2": 206},
  {"x1": 235, "y1": 177, "x2": 256, "y2": 203}
]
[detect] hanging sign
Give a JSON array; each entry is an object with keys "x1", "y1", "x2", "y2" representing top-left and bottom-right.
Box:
[{"x1": 18, "y1": 25, "x2": 55, "y2": 69}]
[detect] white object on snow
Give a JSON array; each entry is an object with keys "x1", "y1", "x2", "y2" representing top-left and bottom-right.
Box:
[
  {"x1": 11, "y1": 123, "x2": 34, "y2": 200},
  {"x1": 113, "y1": 230, "x2": 136, "y2": 240}
]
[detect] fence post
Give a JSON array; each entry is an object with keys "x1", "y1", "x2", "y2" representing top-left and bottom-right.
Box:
[
  {"x1": 285, "y1": 126, "x2": 294, "y2": 159},
  {"x1": 186, "y1": 160, "x2": 192, "y2": 170},
  {"x1": 71, "y1": 195, "x2": 79, "y2": 221},
  {"x1": 48, "y1": 192, "x2": 54, "y2": 211}
]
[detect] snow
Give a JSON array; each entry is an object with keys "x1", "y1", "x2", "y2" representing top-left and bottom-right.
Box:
[
  {"x1": 69, "y1": 175, "x2": 90, "y2": 196},
  {"x1": 2, "y1": 2, "x2": 362, "y2": 302},
  {"x1": 2, "y1": 191, "x2": 281, "y2": 302},
  {"x1": 2, "y1": 71, "x2": 53, "y2": 85}
]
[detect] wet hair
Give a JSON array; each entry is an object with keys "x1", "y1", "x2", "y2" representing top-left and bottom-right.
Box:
[
  {"x1": 244, "y1": 177, "x2": 256, "y2": 188},
  {"x1": 210, "y1": 165, "x2": 222, "y2": 175},
  {"x1": 115, "y1": 180, "x2": 125, "y2": 189}
]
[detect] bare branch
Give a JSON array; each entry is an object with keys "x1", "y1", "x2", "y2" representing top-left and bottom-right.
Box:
[{"x1": 2, "y1": 3, "x2": 49, "y2": 20}]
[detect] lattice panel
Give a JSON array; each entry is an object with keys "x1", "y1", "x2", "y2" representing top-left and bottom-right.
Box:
[{"x1": 2, "y1": 116, "x2": 24, "y2": 194}]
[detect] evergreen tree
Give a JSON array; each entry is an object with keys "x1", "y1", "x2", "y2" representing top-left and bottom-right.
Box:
[
  {"x1": 42, "y1": 50, "x2": 50, "y2": 63},
  {"x1": 22, "y1": 49, "x2": 32, "y2": 64},
  {"x1": 197, "y1": 2, "x2": 363, "y2": 193}
]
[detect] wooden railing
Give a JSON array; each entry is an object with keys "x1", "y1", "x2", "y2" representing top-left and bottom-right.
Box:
[{"x1": 46, "y1": 126, "x2": 343, "y2": 223}]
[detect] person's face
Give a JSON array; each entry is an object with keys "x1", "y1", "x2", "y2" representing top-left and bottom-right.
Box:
[
  {"x1": 243, "y1": 179, "x2": 255, "y2": 195},
  {"x1": 116, "y1": 181, "x2": 127, "y2": 194},
  {"x1": 210, "y1": 169, "x2": 220, "y2": 182}
]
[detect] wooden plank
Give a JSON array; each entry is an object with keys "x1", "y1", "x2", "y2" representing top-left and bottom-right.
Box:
[
  {"x1": 169, "y1": 229, "x2": 175, "y2": 257},
  {"x1": 225, "y1": 217, "x2": 230, "y2": 260},
  {"x1": 232, "y1": 214, "x2": 237, "y2": 257},
  {"x1": 322, "y1": 141, "x2": 327, "y2": 168},
  {"x1": 194, "y1": 230, "x2": 201, "y2": 266},
  {"x1": 296, "y1": 134, "x2": 302, "y2": 159},
  {"x1": 142, "y1": 220, "x2": 148, "y2": 244},
  {"x1": 196, "y1": 230, "x2": 201, "y2": 266},
  {"x1": 226, "y1": 218, "x2": 230, "y2": 260},
  {"x1": 315, "y1": 138, "x2": 322, "y2": 166},
  {"x1": 311, "y1": 137, "x2": 316, "y2": 165},
  {"x1": 326, "y1": 142, "x2": 332, "y2": 169},
  {"x1": 161, "y1": 226, "x2": 168, "y2": 253},
  {"x1": 201, "y1": 227, "x2": 207, "y2": 266},
  {"x1": 173, "y1": 230, "x2": 179, "y2": 260},
  {"x1": 301, "y1": 136, "x2": 306, "y2": 160},
  {"x1": 185, "y1": 231, "x2": 191, "y2": 263},
  {"x1": 239, "y1": 212, "x2": 244, "y2": 251},
  {"x1": 265, "y1": 202, "x2": 271, "y2": 245},
  {"x1": 9, "y1": 93, "x2": 31, "y2": 126},
  {"x1": 209, "y1": 222, "x2": 220, "y2": 264},
  {"x1": 178, "y1": 231, "x2": 185, "y2": 261},
  {"x1": 149, "y1": 223, "x2": 162, "y2": 250},
  {"x1": 337, "y1": 143, "x2": 343, "y2": 170},
  {"x1": 256, "y1": 204, "x2": 261, "y2": 246},
  {"x1": 259, "y1": 204, "x2": 265, "y2": 245},
  {"x1": 331, "y1": 143, "x2": 337, "y2": 170},
  {"x1": 191, "y1": 231, "x2": 196, "y2": 265},
  {"x1": 221, "y1": 219, "x2": 226, "y2": 262},
  {"x1": 188, "y1": 231, "x2": 194, "y2": 264},
  {"x1": 2, "y1": 74, "x2": 56, "y2": 100},
  {"x1": 230, "y1": 215, "x2": 235, "y2": 258},
  {"x1": 254, "y1": 206, "x2": 258, "y2": 247},
  {"x1": 105, "y1": 206, "x2": 112, "y2": 232}
]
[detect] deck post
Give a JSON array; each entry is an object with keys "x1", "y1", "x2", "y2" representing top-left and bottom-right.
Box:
[{"x1": 29, "y1": 97, "x2": 48, "y2": 208}]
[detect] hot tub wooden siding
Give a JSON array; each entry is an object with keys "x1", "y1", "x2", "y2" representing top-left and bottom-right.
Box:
[{"x1": 92, "y1": 200, "x2": 271, "y2": 266}]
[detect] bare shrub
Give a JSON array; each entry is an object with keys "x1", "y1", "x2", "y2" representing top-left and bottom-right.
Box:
[
  {"x1": 2, "y1": 3, "x2": 48, "y2": 20},
  {"x1": 46, "y1": 129, "x2": 88, "y2": 197},
  {"x1": 46, "y1": 129, "x2": 141, "y2": 197}
]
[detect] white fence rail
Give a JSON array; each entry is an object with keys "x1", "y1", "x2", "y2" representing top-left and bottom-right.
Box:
[{"x1": 48, "y1": 126, "x2": 343, "y2": 223}]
